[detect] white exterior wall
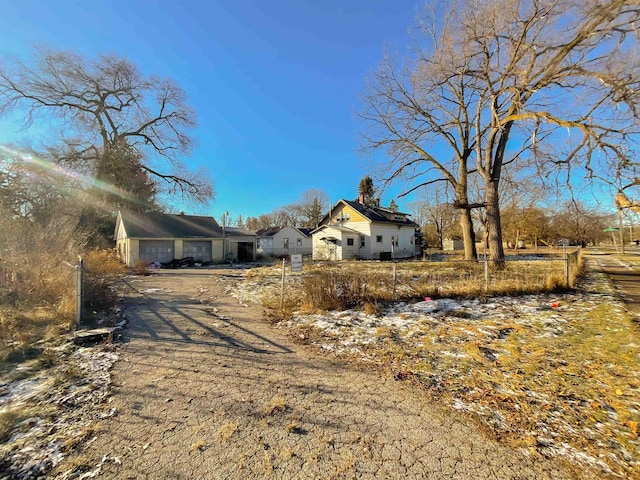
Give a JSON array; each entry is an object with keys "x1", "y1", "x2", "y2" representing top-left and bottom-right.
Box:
[
  {"x1": 443, "y1": 239, "x2": 464, "y2": 251},
  {"x1": 272, "y1": 227, "x2": 312, "y2": 256},
  {"x1": 312, "y1": 226, "x2": 343, "y2": 260},
  {"x1": 341, "y1": 233, "x2": 360, "y2": 259},
  {"x1": 336, "y1": 222, "x2": 370, "y2": 259},
  {"x1": 369, "y1": 225, "x2": 415, "y2": 259},
  {"x1": 258, "y1": 228, "x2": 312, "y2": 256},
  {"x1": 257, "y1": 237, "x2": 274, "y2": 254},
  {"x1": 312, "y1": 223, "x2": 415, "y2": 261}
]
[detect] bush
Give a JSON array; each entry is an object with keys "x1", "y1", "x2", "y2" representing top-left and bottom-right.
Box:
[
  {"x1": 82, "y1": 249, "x2": 126, "y2": 320},
  {"x1": 295, "y1": 259, "x2": 571, "y2": 314}
]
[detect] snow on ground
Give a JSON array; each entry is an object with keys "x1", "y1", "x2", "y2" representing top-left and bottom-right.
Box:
[
  {"x1": 0, "y1": 334, "x2": 121, "y2": 479},
  {"x1": 228, "y1": 264, "x2": 640, "y2": 478},
  {"x1": 1, "y1": 261, "x2": 636, "y2": 478}
]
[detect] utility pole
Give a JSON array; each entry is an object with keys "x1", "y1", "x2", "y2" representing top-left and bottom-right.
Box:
[{"x1": 222, "y1": 211, "x2": 229, "y2": 261}]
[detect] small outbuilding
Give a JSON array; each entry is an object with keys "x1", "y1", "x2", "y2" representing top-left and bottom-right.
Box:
[
  {"x1": 256, "y1": 226, "x2": 313, "y2": 257},
  {"x1": 114, "y1": 210, "x2": 256, "y2": 267},
  {"x1": 442, "y1": 238, "x2": 464, "y2": 251}
]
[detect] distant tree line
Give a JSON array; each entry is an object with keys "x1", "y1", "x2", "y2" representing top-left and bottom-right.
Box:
[{"x1": 241, "y1": 189, "x2": 329, "y2": 231}]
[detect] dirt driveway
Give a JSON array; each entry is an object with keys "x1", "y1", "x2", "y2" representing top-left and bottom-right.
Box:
[
  {"x1": 587, "y1": 247, "x2": 640, "y2": 317},
  {"x1": 66, "y1": 268, "x2": 572, "y2": 479}
]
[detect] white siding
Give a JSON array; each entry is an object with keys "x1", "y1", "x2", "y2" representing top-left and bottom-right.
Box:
[
  {"x1": 272, "y1": 227, "x2": 312, "y2": 256},
  {"x1": 369, "y1": 225, "x2": 415, "y2": 259},
  {"x1": 336, "y1": 222, "x2": 371, "y2": 259},
  {"x1": 312, "y1": 226, "x2": 343, "y2": 260},
  {"x1": 312, "y1": 221, "x2": 415, "y2": 261}
]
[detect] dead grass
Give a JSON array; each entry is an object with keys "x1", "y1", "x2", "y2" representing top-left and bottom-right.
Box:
[
  {"x1": 82, "y1": 248, "x2": 127, "y2": 318},
  {"x1": 133, "y1": 260, "x2": 149, "y2": 276},
  {"x1": 274, "y1": 263, "x2": 639, "y2": 479},
  {"x1": 218, "y1": 422, "x2": 238, "y2": 442},
  {"x1": 0, "y1": 408, "x2": 25, "y2": 443},
  {"x1": 262, "y1": 396, "x2": 289, "y2": 416},
  {"x1": 281, "y1": 258, "x2": 573, "y2": 315},
  {"x1": 0, "y1": 246, "x2": 126, "y2": 367},
  {"x1": 190, "y1": 439, "x2": 206, "y2": 451}
]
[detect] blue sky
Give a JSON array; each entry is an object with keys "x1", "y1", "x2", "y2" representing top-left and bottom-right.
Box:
[{"x1": 0, "y1": 0, "x2": 423, "y2": 221}]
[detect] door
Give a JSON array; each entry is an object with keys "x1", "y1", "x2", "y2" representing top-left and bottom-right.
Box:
[
  {"x1": 237, "y1": 242, "x2": 254, "y2": 262},
  {"x1": 183, "y1": 240, "x2": 212, "y2": 262},
  {"x1": 139, "y1": 240, "x2": 174, "y2": 264}
]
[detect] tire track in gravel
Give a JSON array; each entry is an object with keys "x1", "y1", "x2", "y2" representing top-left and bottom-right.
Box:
[{"x1": 61, "y1": 268, "x2": 573, "y2": 479}]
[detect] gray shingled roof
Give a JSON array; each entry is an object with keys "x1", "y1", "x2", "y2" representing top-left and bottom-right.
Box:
[
  {"x1": 118, "y1": 211, "x2": 222, "y2": 238},
  {"x1": 318, "y1": 199, "x2": 416, "y2": 227},
  {"x1": 256, "y1": 227, "x2": 283, "y2": 237}
]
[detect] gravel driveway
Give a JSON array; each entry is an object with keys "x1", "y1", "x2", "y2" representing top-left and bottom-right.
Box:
[{"x1": 67, "y1": 268, "x2": 572, "y2": 479}]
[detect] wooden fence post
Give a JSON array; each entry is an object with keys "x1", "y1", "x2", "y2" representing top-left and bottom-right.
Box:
[
  {"x1": 75, "y1": 257, "x2": 83, "y2": 326},
  {"x1": 280, "y1": 258, "x2": 286, "y2": 311}
]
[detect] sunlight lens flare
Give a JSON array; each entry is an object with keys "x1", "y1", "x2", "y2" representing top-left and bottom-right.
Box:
[{"x1": 0, "y1": 143, "x2": 146, "y2": 211}]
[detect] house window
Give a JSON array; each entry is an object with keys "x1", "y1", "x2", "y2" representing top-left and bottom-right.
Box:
[
  {"x1": 360, "y1": 235, "x2": 365, "y2": 247},
  {"x1": 283, "y1": 238, "x2": 289, "y2": 248},
  {"x1": 376, "y1": 235, "x2": 383, "y2": 243},
  {"x1": 391, "y1": 235, "x2": 399, "y2": 247},
  {"x1": 296, "y1": 238, "x2": 302, "y2": 247},
  {"x1": 347, "y1": 238, "x2": 354, "y2": 246}
]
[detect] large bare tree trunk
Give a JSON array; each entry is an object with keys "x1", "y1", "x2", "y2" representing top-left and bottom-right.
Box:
[
  {"x1": 460, "y1": 208, "x2": 477, "y2": 261},
  {"x1": 485, "y1": 181, "x2": 505, "y2": 267}
]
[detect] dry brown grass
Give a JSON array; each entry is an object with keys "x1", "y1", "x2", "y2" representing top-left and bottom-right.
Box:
[
  {"x1": 190, "y1": 439, "x2": 207, "y2": 451},
  {"x1": 0, "y1": 408, "x2": 24, "y2": 442},
  {"x1": 0, "y1": 246, "x2": 125, "y2": 368},
  {"x1": 218, "y1": 422, "x2": 238, "y2": 442},
  {"x1": 290, "y1": 258, "x2": 572, "y2": 314},
  {"x1": 134, "y1": 260, "x2": 149, "y2": 276},
  {"x1": 275, "y1": 260, "x2": 638, "y2": 479},
  {"x1": 262, "y1": 396, "x2": 289, "y2": 416}
]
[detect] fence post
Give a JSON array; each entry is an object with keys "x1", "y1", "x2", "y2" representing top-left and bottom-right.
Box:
[
  {"x1": 280, "y1": 258, "x2": 286, "y2": 311},
  {"x1": 392, "y1": 262, "x2": 397, "y2": 299},
  {"x1": 564, "y1": 251, "x2": 570, "y2": 288},
  {"x1": 484, "y1": 257, "x2": 489, "y2": 293},
  {"x1": 75, "y1": 257, "x2": 83, "y2": 326}
]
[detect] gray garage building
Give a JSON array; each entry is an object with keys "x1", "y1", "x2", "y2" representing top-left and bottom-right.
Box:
[{"x1": 114, "y1": 210, "x2": 256, "y2": 267}]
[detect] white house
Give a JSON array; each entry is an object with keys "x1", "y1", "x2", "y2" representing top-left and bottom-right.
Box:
[
  {"x1": 256, "y1": 226, "x2": 313, "y2": 257},
  {"x1": 311, "y1": 199, "x2": 418, "y2": 261},
  {"x1": 114, "y1": 210, "x2": 257, "y2": 267}
]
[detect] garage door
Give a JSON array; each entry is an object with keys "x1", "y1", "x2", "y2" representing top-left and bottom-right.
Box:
[
  {"x1": 139, "y1": 240, "x2": 174, "y2": 264},
  {"x1": 183, "y1": 240, "x2": 212, "y2": 262}
]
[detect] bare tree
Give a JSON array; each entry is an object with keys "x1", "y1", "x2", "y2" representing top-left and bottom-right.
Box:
[
  {"x1": 293, "y1": 189, "x2": 329, "y2": 228},
  {"x1": 0, "y1": 49, "x2": 213, "y2": 205},
  {"x1": 409, "y1": 186, "x2": 460, "y2": 249},
  {"x1": 361, "y1": 0, "x2": 640, "y2": 265},
  {"x1": 0, "y1": 147, "x2": 77, "y2": 225},
  {"x1": 549, "y1": 200, "x2": 609, "y2": 246},
  {"x1": 246, "y1": 213, "x2": 279, "y2": 232}
]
